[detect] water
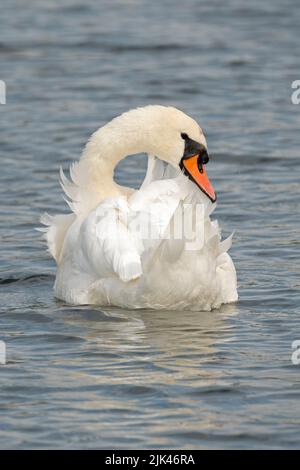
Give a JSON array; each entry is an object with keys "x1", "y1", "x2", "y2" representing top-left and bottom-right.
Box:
[{"x1": 1, "y1": 0, "x2": 300, "y2": 450}]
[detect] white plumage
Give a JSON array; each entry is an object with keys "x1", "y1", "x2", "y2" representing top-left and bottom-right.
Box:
[{"x1": 40, "y1": 105, "x2": 238, "y2": 310}]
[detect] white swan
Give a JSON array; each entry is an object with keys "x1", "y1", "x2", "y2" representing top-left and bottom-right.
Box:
[{"x1": 41, "y1": 105, "x2": 238, "y2": 310}]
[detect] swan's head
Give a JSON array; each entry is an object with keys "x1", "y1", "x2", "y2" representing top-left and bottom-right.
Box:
[
  {"x1": 120, "y1": 105, "x2": 216, "y2": 202},
  {"x1": 89, "y1": 105, "x2": 216, "y2": 202}
]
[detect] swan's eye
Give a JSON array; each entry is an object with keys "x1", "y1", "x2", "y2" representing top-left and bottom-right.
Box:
[{"x1": 181, "y1": 133, "x2": 189, "y2": 140}]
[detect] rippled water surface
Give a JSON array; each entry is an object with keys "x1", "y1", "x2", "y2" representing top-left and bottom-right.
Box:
[{"x1": 1, "y1": 0, "x2": 300, "y2": 449}]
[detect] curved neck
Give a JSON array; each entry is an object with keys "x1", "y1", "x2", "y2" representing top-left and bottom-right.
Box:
[{"x1": 73, "y1": 119, "x2": 147, "y2": 214}]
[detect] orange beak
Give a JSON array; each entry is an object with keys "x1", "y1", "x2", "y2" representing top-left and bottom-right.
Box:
[{"x1": 181, "y1": 154, "x2": 216, "y2": 202}]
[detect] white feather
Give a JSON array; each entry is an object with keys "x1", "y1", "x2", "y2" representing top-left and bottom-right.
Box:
[{"x1": 39, "y1": 212, "x2": 75, "y2": 263}]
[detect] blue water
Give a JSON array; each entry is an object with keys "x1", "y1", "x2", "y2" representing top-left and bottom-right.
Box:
[{"x1": 0, "y1": 0, "x2": 300, "y2": 449}]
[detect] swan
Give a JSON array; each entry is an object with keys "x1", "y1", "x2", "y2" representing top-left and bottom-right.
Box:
[{"x1": 40, "y1": 105, "x2": 238, "y2": 310}]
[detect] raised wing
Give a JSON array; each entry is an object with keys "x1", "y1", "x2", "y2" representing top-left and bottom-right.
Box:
[{"x1": 79, "y1": 197, "x2": 142, "y2": 283}]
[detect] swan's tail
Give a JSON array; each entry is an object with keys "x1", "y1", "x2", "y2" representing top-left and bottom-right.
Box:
[{"x1": 38, "y1": 212, "x2": 75, "y2": 264}]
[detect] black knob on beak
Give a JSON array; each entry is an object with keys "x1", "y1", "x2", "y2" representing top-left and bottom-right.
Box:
[{"x1": 199, "y1": 145, "x2": 209, "y2": 165}]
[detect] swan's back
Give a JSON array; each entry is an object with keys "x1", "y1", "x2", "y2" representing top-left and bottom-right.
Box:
[{"x1": 48, "y1": 158, "x2": 237, "y2": 310}]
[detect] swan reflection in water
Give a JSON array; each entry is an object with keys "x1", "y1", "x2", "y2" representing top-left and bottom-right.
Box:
[{"x1": 53, "y1": 303, "x2": 239, "y2": 388}]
